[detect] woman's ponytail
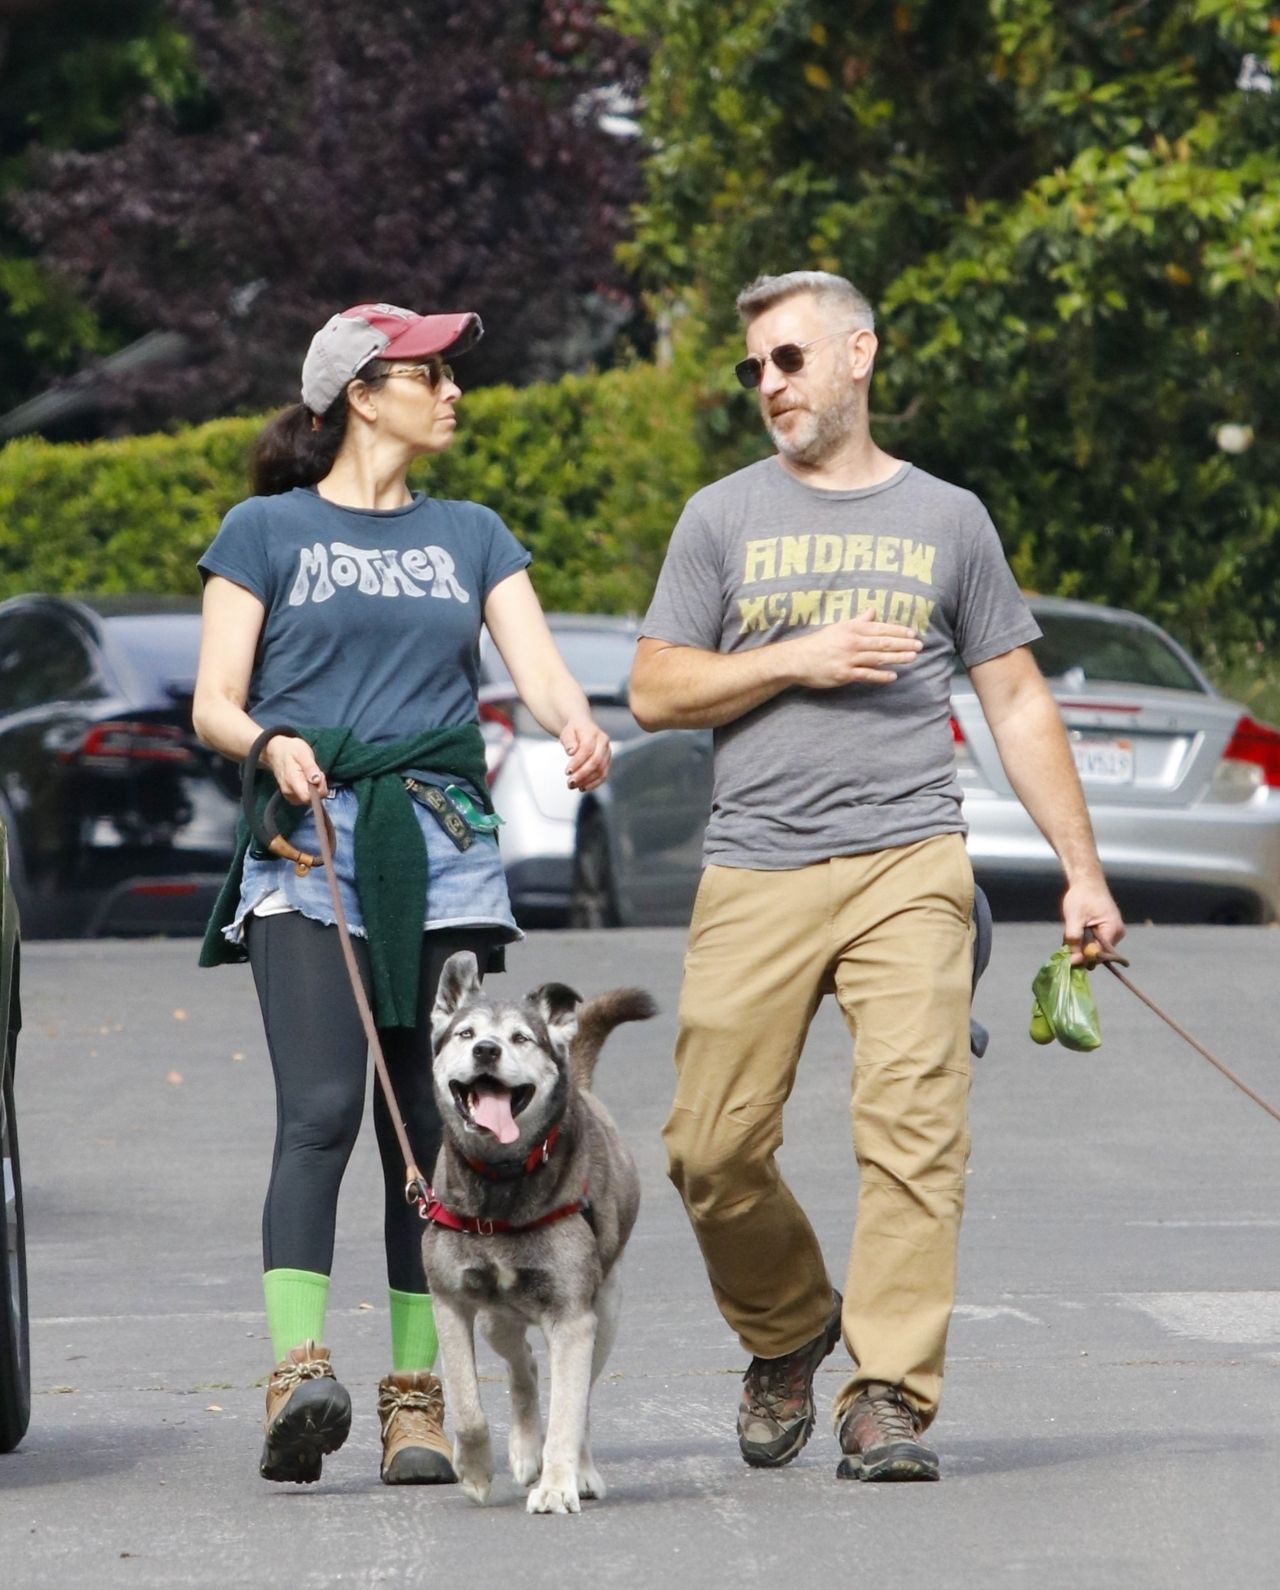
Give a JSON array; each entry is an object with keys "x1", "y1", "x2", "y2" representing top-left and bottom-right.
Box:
[
  {"x1": 249, "y1": 355, "x2": 388, "y2": 496},
  {"x1": 250, "y1": 402, "x2": 348, "y2": 496}
]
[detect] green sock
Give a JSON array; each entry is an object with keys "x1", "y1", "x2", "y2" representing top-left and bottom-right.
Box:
[
  {"x1": 389, "y1": 1288, "x2": 438, "y2": 1372},
  {"x1": 262, "y1": 1268, "x2": 330, "y2": 1361}
]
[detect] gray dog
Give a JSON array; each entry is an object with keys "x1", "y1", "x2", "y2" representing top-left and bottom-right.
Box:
[{"x1": 424, "y1": 951, "x2": 654, "y2": 1514}]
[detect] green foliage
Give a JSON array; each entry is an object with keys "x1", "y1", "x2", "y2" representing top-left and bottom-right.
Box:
[
  {"x1": 0, "y1": 1, "x2": 198, "y2": 409},
  {"x1": 611, "y1": 1, "x2": 1280, "y2": 652},
  {"x1": 0, "y1": 362, "x2": 703, "y2": 613}
]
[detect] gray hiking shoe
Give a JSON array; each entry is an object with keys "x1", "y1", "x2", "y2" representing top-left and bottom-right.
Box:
[
  {"x1": 737, "y1": 1291, "x2": 843, "y2": 1468},
  {"x1": 835, "y1": 1381, "x2": 939, "y2": 1482}
]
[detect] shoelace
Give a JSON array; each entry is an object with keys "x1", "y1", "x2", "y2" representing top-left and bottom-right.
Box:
[
  {"x1": 378, "y1": 1384, "x2": 444, "y2": 1431},
  {"x1": 743, "y1": 1354, "x2": 809, "y2": 1415},
  {"x1": 862, "y1": 1389, "x2": 917, "y2": 1441},
  {"x1": 272, "y1": 1358, "x2": 332, "y2": 1392}
]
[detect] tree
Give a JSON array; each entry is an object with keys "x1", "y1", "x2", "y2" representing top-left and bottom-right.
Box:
[
  {"x1": 0, "y1": 0, "x2": 194, "y2": 416},
  {"x1": 13, "y1": 0, "x2": 646, "y2": 430},
  {"x1": 610, "y1": 0, "x2": 1280, "y2": 654}
]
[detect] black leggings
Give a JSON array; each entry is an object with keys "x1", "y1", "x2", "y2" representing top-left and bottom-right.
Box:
[{"x1": 246, "y1": 912, "x2": 494, "y2": 1293}]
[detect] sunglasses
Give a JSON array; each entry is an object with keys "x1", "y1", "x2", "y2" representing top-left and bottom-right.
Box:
[
  {"x1": 734, "y1": 329, "x2": 856, "y2": 390},
  {"x1": 381, "y1": 358, "x2": 454, "y2": 391}
]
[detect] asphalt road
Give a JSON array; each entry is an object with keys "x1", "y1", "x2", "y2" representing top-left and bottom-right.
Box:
[{"x1": 2, "y1": 924, "x2": 1279, "y2": 1589}]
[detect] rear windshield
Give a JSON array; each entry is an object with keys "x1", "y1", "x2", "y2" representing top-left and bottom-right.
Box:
[
  {"x1": 107, "y1": 615, "x2": 201, "y2": 686},
  {"x1": 1030, "y1": 613, "x2": 1205, "y2": 693}
]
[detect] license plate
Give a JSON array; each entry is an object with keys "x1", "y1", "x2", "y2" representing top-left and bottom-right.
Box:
[{"x1": 1072, "y1": 736, "x2": 1134, "y2": 784}]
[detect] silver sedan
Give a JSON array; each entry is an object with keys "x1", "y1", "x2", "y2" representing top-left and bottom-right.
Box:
[{"x1": 570, "y1": 597, "x2": 1280, "y2": 927}]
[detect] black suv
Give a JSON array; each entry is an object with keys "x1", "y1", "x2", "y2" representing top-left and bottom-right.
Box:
[{"x1": 0, "y1": 594, "x2": 239, "y2": 938}]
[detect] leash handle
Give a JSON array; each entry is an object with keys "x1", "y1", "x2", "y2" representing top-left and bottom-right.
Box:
[
  {"x1": 241, "y1": 724, "x2": 334, "y2": 873},
  {"x1": 1081, "y1": 928, "x2": 1129, "y2": 969}
]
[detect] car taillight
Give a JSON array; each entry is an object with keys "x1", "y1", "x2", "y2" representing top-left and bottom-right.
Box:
[
  {"x1": 59, "y1": 721, "x2": 196, "y2": 768},
  {"x1": 479, "y1": 701, "x2": 515, "y2": 786},
  {"x1": 1212, "y1": 714, "x2": 1280, "y2": 797},
  {"x1": 950, "y1": 714, "x2": 976, "y2": 775}
]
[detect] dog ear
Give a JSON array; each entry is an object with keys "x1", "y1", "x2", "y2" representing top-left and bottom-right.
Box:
[
  {"x1": 528, "y1": 981, "x2": 582, "y2": 1057},
  {"x1": 432, "y1": 951, "x2": 483, "y2": 1046}
]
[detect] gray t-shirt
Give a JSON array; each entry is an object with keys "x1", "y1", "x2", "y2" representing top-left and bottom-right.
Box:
[
  {"x1": 641, "y1": 459, "x2": 1040, "y2": 867},
  {"x1": 199, "y1": 487, "x2": 530, "y2": 743}
]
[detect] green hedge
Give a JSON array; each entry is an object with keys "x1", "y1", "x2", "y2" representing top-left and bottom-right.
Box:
[{"x1": 0, "y1": 361, "x2": 708, "y2": 613}]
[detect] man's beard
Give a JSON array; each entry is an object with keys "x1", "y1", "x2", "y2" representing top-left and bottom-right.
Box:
[{"x1": 766, "y1": 382, "x2": 860, "y2": 467}]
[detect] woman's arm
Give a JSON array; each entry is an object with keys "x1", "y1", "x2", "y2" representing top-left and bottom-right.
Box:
[
  {"x1": 193, "y1": 575, "x2": 328, "y2": 803},
  {"x1": 482, "y1": 570, "x2": 611, "y2": 792}
]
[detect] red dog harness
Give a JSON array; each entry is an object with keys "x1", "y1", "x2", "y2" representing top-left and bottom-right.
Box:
[
  {"x1": 414, "y1": 1124, "x2": 591, "y2": 1235},
  {"x1": 418, "y1": 1188, "x2": 590, "y2": 1237}
]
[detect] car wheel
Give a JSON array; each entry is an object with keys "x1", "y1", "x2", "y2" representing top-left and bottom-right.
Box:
[
  {"x1": 570, "y1": 813, "x2": 621, "y2": 930},
  {"x1": 0, "y1": 1027, "x2": 30, "y2": 1453}
]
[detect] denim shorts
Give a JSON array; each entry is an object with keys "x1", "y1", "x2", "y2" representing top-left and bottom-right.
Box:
[{"x1": 223, "y1": 780, "x2": 522, "y2": 947}]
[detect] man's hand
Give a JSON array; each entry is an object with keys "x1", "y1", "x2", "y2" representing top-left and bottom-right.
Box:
[
  {"x1": 786, "y1": 607, "x2": 922, "y2": 689},
  {"x1": 1062, "y1": 875, "x2": 1126, "y2": 965},
  {"x1": 561, "y1": 717, "x2": 611, "y2": 792}
]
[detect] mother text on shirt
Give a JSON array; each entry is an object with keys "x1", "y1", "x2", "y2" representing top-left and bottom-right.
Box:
[{"x1": 287, "y1": 541, "x2": 471, "y2": 605}]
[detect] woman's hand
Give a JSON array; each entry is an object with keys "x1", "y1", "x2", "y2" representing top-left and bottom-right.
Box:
[
  {"x1": 561, "y1": 718, "x2": 611, "y2": 792},
  {"x1": 265, "y1": 735, "x2": 329, "y2": 804}
]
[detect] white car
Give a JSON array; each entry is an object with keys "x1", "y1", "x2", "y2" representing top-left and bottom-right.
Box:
[{"x1": 479, "y1": 614, "x2": 642, "y2": 924}]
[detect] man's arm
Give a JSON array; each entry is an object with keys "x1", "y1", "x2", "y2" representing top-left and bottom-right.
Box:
[
  {"x1": 968, "y1": 644, "x2": 1125, "y2": 956},
  {"x1": 630, "y1": 610, "x2": 924, "y2": 731}
]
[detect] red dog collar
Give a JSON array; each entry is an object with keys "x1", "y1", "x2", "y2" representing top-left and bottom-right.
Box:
[{"x1": 465, "y1": 1124, "x2": 562, "y2": 1181}]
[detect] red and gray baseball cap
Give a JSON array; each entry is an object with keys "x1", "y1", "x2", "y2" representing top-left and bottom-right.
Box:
[{"x1": 300, "y1": 302, "x2": 484, "y2": 415}]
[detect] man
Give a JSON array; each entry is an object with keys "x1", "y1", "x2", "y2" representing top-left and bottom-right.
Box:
[{"x1": 629, "y1": 270, "x2": 1125, "y2": 1483}]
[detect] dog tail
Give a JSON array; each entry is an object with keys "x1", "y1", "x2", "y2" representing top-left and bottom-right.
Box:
[{"x1": 571, "y1": 988, "x2": 657, "y2": 1090}]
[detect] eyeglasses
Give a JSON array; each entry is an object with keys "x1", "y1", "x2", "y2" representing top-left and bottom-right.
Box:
[
  {"x1": 381, "y1": 359, "x2": 454, "y2": 391},
  {"x1": 734, "y1": 329, "x2": 857, "y2": 390}
]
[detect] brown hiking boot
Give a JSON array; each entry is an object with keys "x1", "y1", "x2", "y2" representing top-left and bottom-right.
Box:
[
  {"x1": 259, "y1": 1341, "x2": 351, "y2": 1484},
  {"x1": 737, "y1": 1291, "x2": 843, "y2": 1468},
  {"x1": 835, "y1": 1381, "x2": 940, "y2": 1482},
  {"x1": 377, "y1": 1370, "x2": 457, "y2": 1485}
]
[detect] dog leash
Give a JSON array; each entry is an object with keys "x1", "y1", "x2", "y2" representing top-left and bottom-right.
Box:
[
  {"x1": 242, "y1": 725, "x2": 432, "y2": 1215},
  {"x1": 1084, "y1": 934, "x2": 1280, "y2": 1126},
  {"x1": 304, "y1": 785, "x2": 588, "y2": 1235},
  {"x1": 243, "y1": 727, "x2": 578, "y2": 1229},
  {"x1": 305, "y1": 781, "x2": 438, "y2": 1209},
  {"x1": 303, "y1": 783, "x2": 590, "y2": 1234}
]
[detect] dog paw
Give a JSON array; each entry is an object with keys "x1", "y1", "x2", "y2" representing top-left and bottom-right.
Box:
[
  {"x1": 509, "y1": 1435, "x2": 542, "y2": 1488},
  {"x1": 454, "y1": 1433, "x2": 493, "y2": 1505},
  {"x1": 577, "y1": 1463, "x2": 605, "y2": 1501},
  {"x1": 527, "y1": 1480, "x2": 581, "y2": 1515},
  {"x1": 457, "y1": 1469, "x2": 492, "y2": 1506}
]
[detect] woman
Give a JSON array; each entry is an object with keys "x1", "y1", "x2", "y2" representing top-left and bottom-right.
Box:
[{"x1": 192, "y1": 302, "x2": 611, "y2": 1487}]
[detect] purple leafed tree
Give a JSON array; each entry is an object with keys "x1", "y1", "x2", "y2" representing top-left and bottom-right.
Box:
[{"x1": 16, "y1": 0, "x2": 645, "y2": 429}]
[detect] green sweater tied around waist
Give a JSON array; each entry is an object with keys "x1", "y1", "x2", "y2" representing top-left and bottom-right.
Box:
[{"x1": 199, "y1": 725, "x2": 492, "y2": 1028}]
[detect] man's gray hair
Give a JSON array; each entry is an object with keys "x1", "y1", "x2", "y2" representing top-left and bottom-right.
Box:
[{"x1": 735, "y1": 270, "x2": 876, "y2": 330}]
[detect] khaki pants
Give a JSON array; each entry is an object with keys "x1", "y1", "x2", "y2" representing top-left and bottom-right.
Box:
[{"x1": 662, "y1": 833, "x2": 975, "y2": 1429}]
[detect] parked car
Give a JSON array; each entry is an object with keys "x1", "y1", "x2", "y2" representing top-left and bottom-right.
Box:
[
  {"x1": 569, "y1": 597, "x2": 1280, "y2": 927},
  {"x1": 0, "y1": 810, "x2": 26, "y2": 1452},
  {"x1": 0, "y1": 594, "x2": 239, "y2": 937},
  {"x1": 479, "y1": 614, "x2": 643, "y2": 923},
  {"x1": 0, "y1": 595, "x2": 649, "y2": 937}
]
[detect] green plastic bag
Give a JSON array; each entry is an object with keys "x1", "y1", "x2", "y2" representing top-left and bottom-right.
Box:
[{"x1": 1029, "y1": 945, "x2": 1102, "y2": 1051}]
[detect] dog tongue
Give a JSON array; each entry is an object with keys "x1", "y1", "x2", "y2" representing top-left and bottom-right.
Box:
[{"x1": 473, "y1": 1088, "x2": 520, "y2": 1145}]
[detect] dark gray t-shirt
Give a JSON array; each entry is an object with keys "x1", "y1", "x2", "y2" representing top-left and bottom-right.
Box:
[
  {"x1": 641, "y1": 459, "x2": 1040, "y2": 867},
  {"x1": 199, "y1": 487, "x2": 530, "y2": 743}
]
